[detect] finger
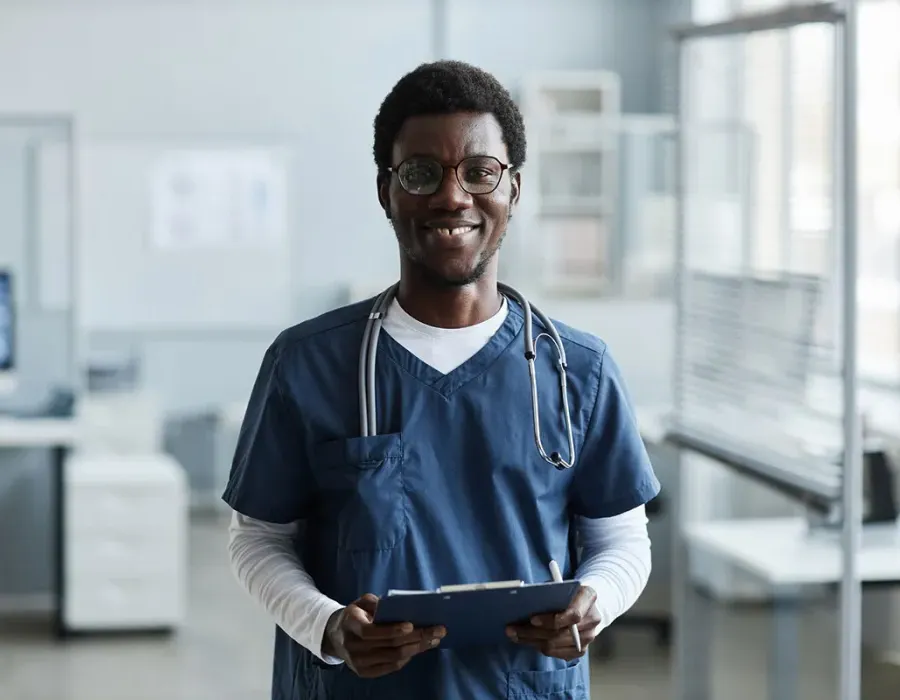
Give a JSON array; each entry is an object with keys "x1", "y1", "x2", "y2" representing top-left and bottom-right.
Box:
[
  {"x1": 527, "y1": 613, "x2": 558, "y2": 630},
  {"x1": 508, "y1": 623, "x2": 598, "y2": 649},
  {"x1": 574, "y1": 622, "x2": 599, "y2": 647},
  {"x1": 352, "y1": 635, "x2": 443, "y2": 674},
  {"x1": 543, "y1": 627, "x2": 596, "y2": 652},
  {"x1": 507, "y1": 625, "x2": 557, "y2": 644},
  {"x1": 356, "y1": 622, "x2": 416, "y2": 641},
  {"x1": 341, "y1": 604, "x2": 373, "y2": 638},
  {"x1": 354, "y1": 658, "x2": 410, "y2": 679},
  {"x1": 346, "y1": 625, "x2": 446, "y2": 652},
  {"x1": 542, "y1": 618, "x2": 601, "y2": 648},
  {"x1": 543, "y1": 646, "x2": 589, "y2": 662},
  {"x1": 355, "y1": 594, "x2": 380, "y2": 615},
  {"x1": 506, "y1": 632, "x2": 579, "y2": 659},
  {"x1": 377, "y1": 625, "x2": 445, "y2": 648},
  {"x1": 526, "y1": 586, "x2": 595, "y2": 631},
  {"x1": 344, "y1": 605, "x2": 413, "y2": 641},
  {"x1": 516, "y1": 632, "x2": 589, "y2": 661}
]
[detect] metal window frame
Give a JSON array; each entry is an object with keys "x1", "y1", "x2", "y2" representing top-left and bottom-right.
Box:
[{"x1": 669, "y1": 4, "x2": 862, "y2": 700}]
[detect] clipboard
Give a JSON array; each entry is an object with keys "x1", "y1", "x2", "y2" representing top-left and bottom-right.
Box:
[{"x1": 373, "y1": 580, "x2": 580, "y2": 649}]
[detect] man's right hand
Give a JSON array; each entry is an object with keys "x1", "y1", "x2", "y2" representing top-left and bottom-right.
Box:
[{"x1": 322, "y1": 593, "x2": 446, "y2": 678}]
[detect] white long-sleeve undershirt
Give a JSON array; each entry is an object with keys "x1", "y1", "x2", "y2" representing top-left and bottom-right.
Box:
[
  {"x1": 227, "y1": 295, "x2": 653, "y2": 664},
  {"x1": 228, "y1": 508, "x2": 651, "y2": 665}
]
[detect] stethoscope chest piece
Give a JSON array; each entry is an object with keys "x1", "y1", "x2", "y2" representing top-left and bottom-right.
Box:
[{"x1": 550, "y1": 452, "x2": 567, "y2": 470}]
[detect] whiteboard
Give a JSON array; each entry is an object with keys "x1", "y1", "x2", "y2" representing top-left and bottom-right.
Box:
[
  {"x1": 149, "y1": 149, "x2": 286, "y2": 250},
  {"x1": 79, "y1": 141, "x2": 294, "y2": 332}
]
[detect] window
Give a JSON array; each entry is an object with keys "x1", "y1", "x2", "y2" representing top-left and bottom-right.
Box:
[
  {"x1": 688, "y1": 0, "x2": 900, "y2": 385},
  {"x1": 857, "y1": 0, "x2": 900, "y2": 383},
  {"x1": 783, "y1": 1, "x2": 900, "y2": 383},
  {"x1": 744, "y1": 26, "x2": 788, "y2": 271}
]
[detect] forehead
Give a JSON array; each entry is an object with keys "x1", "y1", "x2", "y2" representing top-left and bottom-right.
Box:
[{"x1": 392, "y1": 112, "x2": 509, "y2": 164}]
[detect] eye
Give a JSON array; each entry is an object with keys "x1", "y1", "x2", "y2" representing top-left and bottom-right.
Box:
[
  {"x1": 406, "y1": 171, "x2": 429, "y2": 185},
  {"x1": 400, "y1": 160, "x2": 441, "y2": 187},
  {"x1": 465, "y1": 167, "x2": 495, "y2": 182}
]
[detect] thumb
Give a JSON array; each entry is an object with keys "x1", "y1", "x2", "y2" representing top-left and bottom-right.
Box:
[
  {"x1": 354, "y1": 593, "x2": 379, "y2": 618},
  {"x1": 556, "y1": 585, "x2": 596, "y2": 627}
]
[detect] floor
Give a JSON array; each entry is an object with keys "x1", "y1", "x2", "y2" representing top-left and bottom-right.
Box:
[{"x1": 1, "y1": 516, "x2": 898, "y2": 700}]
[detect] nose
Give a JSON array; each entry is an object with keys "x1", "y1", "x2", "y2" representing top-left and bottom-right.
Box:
[{"x1": 428, "y1": 166, "x2": 473, "y2": 211}]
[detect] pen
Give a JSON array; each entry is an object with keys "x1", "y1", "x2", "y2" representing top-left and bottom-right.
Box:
[{"x1": 548, "y1": 560, "x2": 581, "y2": 653}]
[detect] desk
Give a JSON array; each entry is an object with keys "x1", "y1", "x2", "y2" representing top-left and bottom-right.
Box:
[
  {"x1": 0, "y1": 417, "x2": 79, "y2": 447},
  {"x1": 680, "y1": 517, "x2": 900, "y2": 700},
  {"x1": 634, "y1": 388, "x2": 900, "y2": 700},
  {"x1": 0, "y1": 417, "x2": 80, "y2": 637}
]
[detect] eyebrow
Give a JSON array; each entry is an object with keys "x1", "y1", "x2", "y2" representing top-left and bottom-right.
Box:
[{"x1": 399, "y1": 152, "x2": 498, "y2": 163}]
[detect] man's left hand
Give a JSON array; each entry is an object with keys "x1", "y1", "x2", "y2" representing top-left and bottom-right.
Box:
[{"x1": 505, "y1": 585, "x2": 601, "y2": 661}]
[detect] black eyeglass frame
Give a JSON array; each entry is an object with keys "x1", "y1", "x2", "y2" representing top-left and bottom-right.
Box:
[{"x1": 386, "y1": 155, "x2": 516, "y2": 196}]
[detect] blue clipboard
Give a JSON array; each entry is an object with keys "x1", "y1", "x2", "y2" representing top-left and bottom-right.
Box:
[{"x1": 373, "y1": 580, "x2": 580, "y2": 649}]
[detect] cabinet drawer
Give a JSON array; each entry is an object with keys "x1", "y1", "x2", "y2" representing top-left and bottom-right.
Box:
[
  {"x1": 65, "y1": 531, "x2": 185, "y2": 581},
  {"x1": 66, "y1": 484, "x2": 184, "y2": 536},
  {"x1": 64, "y1": 572, "x2": 184, "y2": 630}
]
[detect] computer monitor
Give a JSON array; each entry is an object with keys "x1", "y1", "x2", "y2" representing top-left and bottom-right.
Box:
[{"x1": 0, "y1": 268, "x2": 16, "y2": 394}]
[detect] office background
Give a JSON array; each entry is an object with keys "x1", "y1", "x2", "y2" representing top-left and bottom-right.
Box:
[{"x1": 0, "y1": 1, "x2": 898, "y2": 699}]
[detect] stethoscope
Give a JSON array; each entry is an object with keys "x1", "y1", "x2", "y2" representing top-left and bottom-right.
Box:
[{"x1": 359, "y1": 282, "x2": 576, "y2": 470}]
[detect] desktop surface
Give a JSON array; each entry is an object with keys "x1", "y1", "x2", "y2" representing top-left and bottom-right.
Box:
[
  {"x1": 0, "y1": 415, "x2": 80, "y2": 448},
  {"x1": 685, "y1": 517, "x2": 900, "y2": 587}
]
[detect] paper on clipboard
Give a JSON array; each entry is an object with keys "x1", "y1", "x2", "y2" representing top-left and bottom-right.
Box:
[{"x1": 387, "y1": 579, "x2": 524, "y2": 597}]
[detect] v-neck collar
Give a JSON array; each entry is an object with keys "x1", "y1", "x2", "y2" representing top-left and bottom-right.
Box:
[{"x1": 380, "y1": 296, "x2": 525, "y2": 398}]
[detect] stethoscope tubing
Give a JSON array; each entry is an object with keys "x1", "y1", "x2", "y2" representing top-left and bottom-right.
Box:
[{"x1": 360, "y1": 282, "x2": 576, "y2": 469}]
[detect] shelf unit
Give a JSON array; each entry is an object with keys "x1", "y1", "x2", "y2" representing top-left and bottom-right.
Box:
[{"x1": 519, "y1": 70, "x2": 621, "y2": 295}]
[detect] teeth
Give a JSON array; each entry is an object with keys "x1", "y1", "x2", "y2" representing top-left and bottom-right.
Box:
[{"x1": 436, "y1": 226, "x2": 475, "y2": 236}]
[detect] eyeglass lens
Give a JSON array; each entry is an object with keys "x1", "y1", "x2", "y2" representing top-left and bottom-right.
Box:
[{"x1": 397, "y1": 156, "x2": 504, "y2": 195}]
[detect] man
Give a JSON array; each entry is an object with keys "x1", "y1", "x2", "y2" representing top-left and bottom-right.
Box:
[{"x1": 225, "y1": 60, "x2": 660, "y2": 699}]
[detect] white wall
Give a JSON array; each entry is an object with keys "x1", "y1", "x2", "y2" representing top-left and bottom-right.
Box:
[
  {"x1": 0, "y1": 0, "x2": 666, "y2": 333},
  {"x1": 0, "y1": 0, "x2": 434, "y2": 319},
  {"x1": 445, "y1": 0, "x2": 663, "y2": 113}
]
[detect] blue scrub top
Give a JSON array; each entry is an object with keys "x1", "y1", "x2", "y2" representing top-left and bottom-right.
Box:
[{"x1": 223, "y1": 295, "x2": 660, "y2": 700}]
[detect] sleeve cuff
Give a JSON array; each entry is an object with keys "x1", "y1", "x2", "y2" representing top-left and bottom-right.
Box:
[
  {"x1": 578, "y1": 574, "x2": 615, "y2": 633},
  {"x1": 306, "y1": 598, "x2": 347, "y2": 665}
]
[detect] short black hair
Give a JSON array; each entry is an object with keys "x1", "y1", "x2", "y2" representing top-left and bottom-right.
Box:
[{"x1": 373, "y1": 60, "x2": 527, "y2": 174}]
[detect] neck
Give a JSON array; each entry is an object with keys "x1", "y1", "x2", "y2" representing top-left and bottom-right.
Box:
[{"x1": 396, "y1": 269, "x2": 502, "y2": 329}]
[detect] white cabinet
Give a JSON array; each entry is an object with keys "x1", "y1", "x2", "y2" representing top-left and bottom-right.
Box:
[
  {"x1": 519, "y1": 70, "x2": 621, "y2": 294},
  {"x1": 62, "y1": 452, "x2": 188, "y2": 632}
]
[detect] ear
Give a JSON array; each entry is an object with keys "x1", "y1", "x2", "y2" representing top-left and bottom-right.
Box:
[
  {"x1": 509, "y1": 170, "x2": 521, "y2": 214},
  {"x1": 377, "y1": 172, "x2": 391, "y2": 219}
]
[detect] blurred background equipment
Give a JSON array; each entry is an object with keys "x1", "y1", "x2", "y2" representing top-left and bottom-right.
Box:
[{"x1": 0, "y1": 268, "x2": 16, "y2": 395}]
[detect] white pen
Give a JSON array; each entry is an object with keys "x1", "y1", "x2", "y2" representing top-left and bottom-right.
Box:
[{"x1": 548, "y1": 559, "x2": 581, "y2": 653}]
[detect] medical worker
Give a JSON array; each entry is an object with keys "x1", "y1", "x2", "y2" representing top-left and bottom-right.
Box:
[{"x1": 225, "y1": 60, "x2": 661, "y2": 699}]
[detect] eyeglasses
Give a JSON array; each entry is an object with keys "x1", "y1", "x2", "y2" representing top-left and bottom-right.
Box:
[{"x1": 388, "y1": 155, "x2": 513, "y2": 196}]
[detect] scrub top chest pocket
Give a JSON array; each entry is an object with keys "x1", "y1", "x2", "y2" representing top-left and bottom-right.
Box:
[
  {"x1": 506, "y1": 663, "x2": 588, "y2": 700},
  {"x1": 311, "y1": 432, "x2": 407, "y2": 553}
]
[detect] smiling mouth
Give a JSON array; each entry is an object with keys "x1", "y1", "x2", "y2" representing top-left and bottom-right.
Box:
[
  {"x1": 432, "y1": 225, "x2": 478, "y2": 236},
  {"x1": 421, "y1": 223, "x2": 480, "y2": 250}
]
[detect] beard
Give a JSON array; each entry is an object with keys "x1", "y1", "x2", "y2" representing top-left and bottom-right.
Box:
[{"x1": 392, "y1": 220, "x2": 507, "y2": 288}]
